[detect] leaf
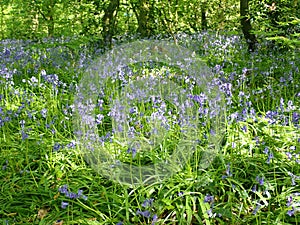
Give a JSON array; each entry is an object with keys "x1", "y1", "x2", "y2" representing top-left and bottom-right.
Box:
[
  {"x1": 54, "y1": 192, "x2": 60, "y2": 200},
  {"x1": 37, "y1": 208, "x2": 49, "y2": 219}
]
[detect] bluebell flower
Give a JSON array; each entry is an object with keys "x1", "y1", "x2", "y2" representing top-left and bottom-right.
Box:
[
  {"x1": 53, "y1": 143, "x2": 62, "y2": 151},
  {"x1": 226, "y1": 163, "x2": 232, "y2": 177},
  {"x1": 58, "y1": 185, "x2": 87, "y2": 200},
  {"x1": 41, "y1": 108, "x2": 47, "y2": 118},
  {"x1": 204, "y1": 194, "x2": 214, "y2": 204},
  {"x1": 287, "y1": 195, "x2": 293, "y2": 207},
  {"x1": 142, "y1": 198, "x2": 154, "y2": 208},
  {"x1": 231, "y1": 142, "x2": 236, "y2": 149},
  {"x1": 287, "y1": 207, "x2": 296, "y2": 216},
  {"x1": 286, "y1": 152, "x2": 292, "y2": 160},
  {"x1": 263, "y1": 147, "x2": 269, "y2": 154},
  {"x1": 21, "y1": 130, "x2": 29, "y2": 140},
  {"x1": 207, "y1": 208, "x2": 215, "y2": 218},
  {"x1": 241, "y1": 125, "x2": 247, "y2": 132},
  {"x1": 136, "y1": 209, "x2": 151, "y2": 218},
  {"x1": 178, "y1": 192, "x2": 184, "y2": 197},
  {"x1": 127, "y1": 147, "x2": 137, "y2": 158},
  {"x1": 253, "y1": 202, "x2": 262, "y2": 215},
  {"x1": 266, "y1": 152, "x2": 273, "y2": 164},
  {"x1": 256, "y1": 176, "x2": 264, "y2": 186},
  {"x1": 61, "y1": 201, "x2": 69, "y2": 209},
  {"x1": 151, "y1": 214, "x2": 158, "y2": 225},
  {"x1": 58, "y1": 185, "x2": 68, "y2": 194},
  {"x1": 116, "y1": 222, "x2": 123, "y2": 225}
]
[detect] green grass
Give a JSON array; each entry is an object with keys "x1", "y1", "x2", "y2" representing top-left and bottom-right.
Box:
[{"x1": 0, "y1": 34, "x2": 300, "y2": 224}]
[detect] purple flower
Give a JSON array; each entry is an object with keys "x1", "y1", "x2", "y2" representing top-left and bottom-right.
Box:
[
  {"x1": 266, "y1": 152, "x2": 274, "y2": 164},
  {"x1": 95, "y1": 114, "x2": 104, "y2": 124},
  {"x1": 58, "y1": 185, "x2": 87, "y2": 200},
  {"x1": 253, "y1": 202, "x2": 262, "y2": 215},
  {"x1": 241, "y1": 125, "x2": 247, "y2": 132},
  {"x1": 256, "y1": 176, "x2": 264, "y2": 186},
  {"x1": 286, "y1": 152, "x2": 292, "y2": 160},
  {"x1": 287, "y1": 207, "x2": 296, "y2": 216},
  {"x1": 58, "y1": 185, "x2": 68, "y2": 194},
  {"x1": 136, "y1": 209, "x2": 151, "y2": 218},
  {"x1": 287, "y1": 195, "x2": 293, "y2": 207},
  {"x1": 206, "y1": 208, "x2": 215, "y2": 218},
  {"x1": 151, "y1": 214, "x2": 158, "y2": 225},
  {"x1": 226, "y1": 163, "x2": 232, "y2": 177},
  {"x1": 53, "y1": 143, "x2": 62, "y2": 151},
  {"x1": 178, "y1": 192, "x2": 184, "y2": 197},
  {"x1": 41, "y1": 108, "x2": 47, "y2": 118},
  {"x1": 142, "y1": 198, "x2": 154, "y2": 208},
  {"x1": 231, "y1": 142, "x2": 236, "y2": 149},
  {"x1": 263, "y1": 147, "x2": 269, "y2": 154},
  {"x1": 204, "y1": 194, "x2": 214, "y2": 204},
  {"x1": 61, "y1": 201, "x2": 69, "y2": 209},
  {"x1": 127, "y1": 147, "x2": 137, "y2": 158}
]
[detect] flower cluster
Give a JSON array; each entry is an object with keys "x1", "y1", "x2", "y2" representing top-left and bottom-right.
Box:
[
  {"x1": 58, "y1": 184, "x2": 87, "y2": 209},
  {"x1": 286, "y1": 193, "x2": 300, "y2": 216}
]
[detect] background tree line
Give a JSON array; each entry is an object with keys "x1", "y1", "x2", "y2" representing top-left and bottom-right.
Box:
[{"x1": 0, "y1": 0, "x2": 299, "y2": 50}]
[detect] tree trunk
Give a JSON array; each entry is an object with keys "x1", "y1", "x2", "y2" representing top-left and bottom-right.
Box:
[
  {"x1": 240, "y1": 0, "x2": 257, "y2": 52},
  {"x1": 47, "y1": 0, "x2": 55, "y2": 37},
  {"x1": 132, "y1": 0, "x2": 153, "y2": 38},
  {"x1": 201, "y1": 2, "x2": 207, "y2": 30},
  {"x1": 102, "y1": 0, "x2": 120, "y2": 48}
]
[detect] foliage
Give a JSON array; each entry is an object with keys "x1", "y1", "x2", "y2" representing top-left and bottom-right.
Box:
[{"x1": 0, "y1": 32, "x2": 300, "y2": 224}]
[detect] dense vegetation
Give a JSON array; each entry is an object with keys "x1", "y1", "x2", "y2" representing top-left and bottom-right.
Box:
[{"x1": 0, "y1": 0, "x2": 300, "y2": 224}]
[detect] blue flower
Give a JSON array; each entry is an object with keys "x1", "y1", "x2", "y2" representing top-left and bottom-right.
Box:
[
  {"x1": 286, "y1": 195, "x2": 293, "y2": 207},
  {"x1": 151, "y1": 214, "x2": 158, "y2": 225},
  {"x1": 204, "y1": 194, "x2": 214, "y2": 204},
  {"x1": 287, "y1": 207, "x2": 296, "y2": 216},
  {"x1": 266, "y1": 152, "x2": 273, "y2": 164},
  {"x1": 136, "y1": 209, "x2": 151, "y2": 218},
  {"x1": 178, "y1": 192, "x2": 184, "y2": 197},
  {"x1": 127, "y1": 147, "x2": 137, "y2": 158},
  {"x1": 142, "y1": 198, "x2": 154, "y2": 208},
  {"x1": 256, "y1": 176, "x2": 264, "y2": 186},
  {"x1": 253, "y1": 202, "x2": 262, "y2": 215},
  {"x1": 61, "y1": 201, "x2": 69, "y2": 209}
]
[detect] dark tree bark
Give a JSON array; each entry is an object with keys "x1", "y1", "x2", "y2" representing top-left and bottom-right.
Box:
[
  {"x1": 240, "y1": 0, "x2": 257, "y2": 52},
  {"x1": 132, "y1": 0, "x2": 153, "y2": 38},
  {"x1": 201, "y1": 2, "x2": 207, "y2": 30},
  {"x1": 102, "y1": 0, "x2": 120, "y2": 48}
]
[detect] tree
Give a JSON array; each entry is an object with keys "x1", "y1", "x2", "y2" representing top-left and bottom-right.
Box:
[
  {"x1": 102, "y1": 0, "x2": 120, "y2": 48},
  {"x1": 240, "y1": 0, "x2": 257, "y2": 52}
]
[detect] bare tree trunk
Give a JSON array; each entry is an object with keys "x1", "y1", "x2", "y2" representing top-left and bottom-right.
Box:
[
  {"x1": 47, "y1": 0, "x2": 55, "y2": 37},
  {"x1": 102, "y1": 0, "x2": 120, "y2": 48},
  {"x1": 132, "y1": 0, "x2": 153, "y2": 38},
  {"x1": 240, "y1": 0, "x2": 257, "y2": 52},
  {"x1": 201, "y1": 2, "x2": 207, "y2": 30}
]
